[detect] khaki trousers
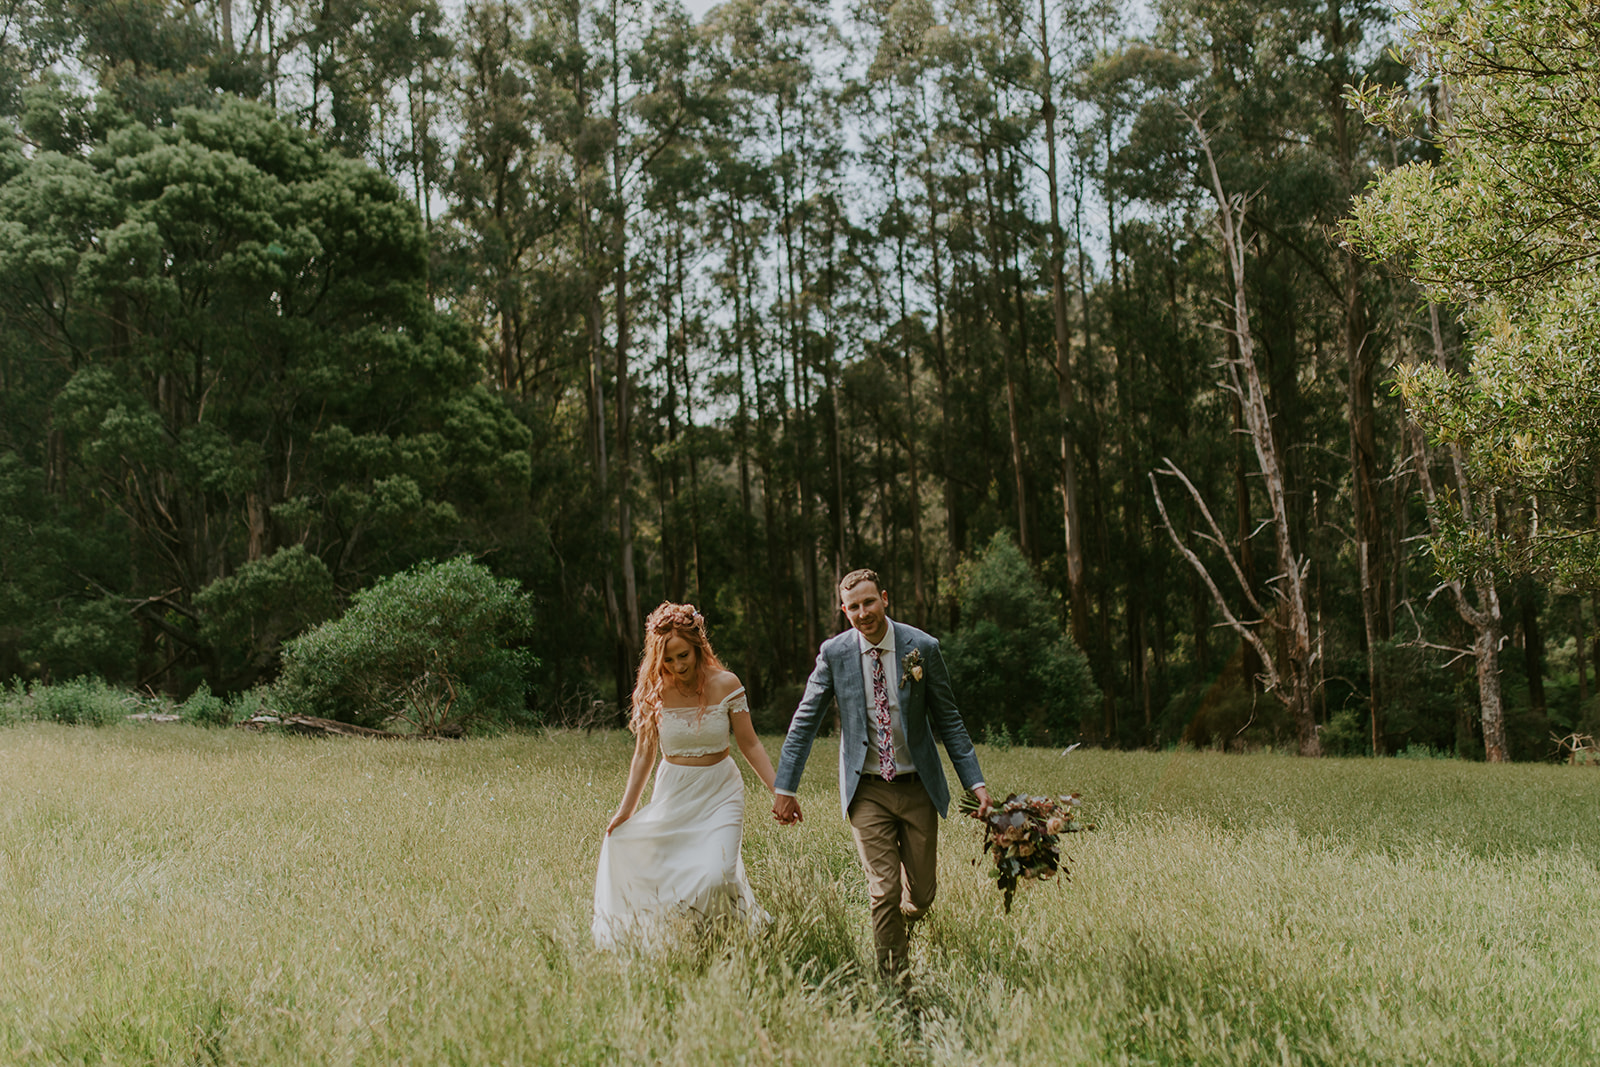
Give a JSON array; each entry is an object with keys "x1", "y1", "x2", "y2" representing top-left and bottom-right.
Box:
[{"x1": 848, "y1": 775, "x2": 938, "y2": 976}]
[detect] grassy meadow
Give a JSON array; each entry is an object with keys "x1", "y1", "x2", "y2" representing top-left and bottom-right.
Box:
[{"x1": 2, "y1": 723, "x2": 1599, "y2": 1065}]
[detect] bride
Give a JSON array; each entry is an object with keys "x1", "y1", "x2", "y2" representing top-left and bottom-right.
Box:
[{"x1": 592, "y1": 602, "x2": 776, "y2": 949}]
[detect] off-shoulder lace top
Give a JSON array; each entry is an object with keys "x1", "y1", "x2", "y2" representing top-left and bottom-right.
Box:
[{"x1": 657, "y1": 687, "x2": 749, "y2": 758}]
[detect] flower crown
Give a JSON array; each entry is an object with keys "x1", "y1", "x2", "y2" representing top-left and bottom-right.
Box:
[{"x1": 648, "y1": 603, "x2": 704, "y2": 635}]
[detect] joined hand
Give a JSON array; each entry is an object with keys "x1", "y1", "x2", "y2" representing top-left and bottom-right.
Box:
[{"x1": 772, "y1": 794, "x2": 803, "y2": 825}]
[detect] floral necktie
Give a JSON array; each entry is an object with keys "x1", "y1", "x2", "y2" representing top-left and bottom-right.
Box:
[{"x1": 868, "y1": 648, "x2": 895, "y2": 780}]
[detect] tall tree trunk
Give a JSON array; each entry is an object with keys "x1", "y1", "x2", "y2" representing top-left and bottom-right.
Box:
[
  {"x1": 1578, "y1": 600, "x2": 1588, "y2": 705},
  {"x1": 731, "y1": 209, "x2": 760, "y2": 699},
  {"x1": 928, "y1": 194, "x2": 960, "y2": 627},
  {"x1": 823, "y1": 207, "x2": 846, "y2": 599},
  {"x1": 1520, "y1": 583, "x2": 1546, "y2": 713},
  {"x1": 1418, "y1": 301, "x2": 1509, "y2": 761},
  {"x1": 1329, "y1": 0, "x2": 1388, "y2": 754},
  {"x1": 979, "y1": 139, "x2": 1030, "y2": 554},
  {"x1": 1038, "y1": 0, "x2": 1089, "y2": 652},
  {"x1": 246, "y1": 493, "x2": 267, "y2": 563},
  {"x1": 1231, "y1": 388, "x2": 1261, "y2": 686},
  {"x1": 1470, "y1": 595, "x2": 1507, "y2": 755},
  {"x1": 1007, "y1": 186, "x2": 1035, "y2": 557},
  {"x1": 585, "y1": 282, "x2": 624, "y2": 704},
  {"x1": 779, "y1": 103, "x2": 820, "y2": 656},
  {"x1": 891, "y1": 155, "x2": 926, "y2": 627},
  {"x1": 1348, "y1": 257, "x2": 1385, "y2": 753},
  {"x1": 674, "y1": 239, "x2": 705, "y2": 605},
  {"x1": 661, "y1": 245, "x2": 683, "y2": 603},
  {"x1": 407, "y1": 65, "x2": 434, "y2": 233},
  {"x1": 609, "y1": 11, "x2": 639, "y2": 665},
  {"x1": 572, "y1": 40, "x2": 627, "y2": 711}
]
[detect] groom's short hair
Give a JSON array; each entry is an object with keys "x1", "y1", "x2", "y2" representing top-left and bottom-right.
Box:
[{"x1": 839, "y1": 568, "x2": 882, "y2": 596}]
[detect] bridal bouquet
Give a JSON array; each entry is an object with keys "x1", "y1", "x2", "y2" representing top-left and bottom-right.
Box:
[{"x1": 961, "y1": 791, "x2": 1091, "y2": 913}]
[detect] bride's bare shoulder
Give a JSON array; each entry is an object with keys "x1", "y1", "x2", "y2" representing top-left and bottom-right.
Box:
[{"x1": 706, "y1": 669, "x2": 744, "y2": 701}]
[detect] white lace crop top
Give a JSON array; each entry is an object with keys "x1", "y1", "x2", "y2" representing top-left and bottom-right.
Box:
[{"x1": 657, "y1": 687, "x2": 749, "y2": 757}]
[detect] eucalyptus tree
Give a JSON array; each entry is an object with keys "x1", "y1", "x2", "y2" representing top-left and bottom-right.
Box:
[
  {"x1": 441, "y1": 0, "x2": 585, "y2": 401},
  {"x1": 1076, "y1": 37, "x2": 1207, "y2": 737},
  {"x1": 752, "y1": 0, "x2": 842, "y2": 655},
  {"x1": 702, "y1": 0, "x2": 843, "y2": 670},
  {"x1": 1, "y1": 1, "x2": 74, "y2": 123},
  {"x1": 0, "y1": 100, "x2": 529, "y2": 690},
  {"x1": 636, "y1": 196, "x2": 701, "y2": 606},
  {"x1": 1089, "y1": 0, "x2": 1409, "y2": 748},
  {"x1": 972, "y1": 0, "x2": 1095, "y2": 645},
  {"x1": 19, "y1": 0, "x2": 452, "y2": 198},
  {"x1": 244, "y1": 0, "x2": 444, "y2": 163},
  {"x1": 1316, "y1": 0, "x2": 1404, "y2": 710},
  {"x1": 15, "y1": 0, "x2": 237, "y2": 124},
  {"x1": 929, "y1": 0, "x2": 1042, "y2": 562},
  {"x1": 693, "y1": 101, "x2": 779, "y2": 678},
  {"x1": 1347, "y1": 0, "x2": 1600, "y2": 760},
  {"x1": 429, "y1": 2, "x2": 625, "y2": 704},
  {"x1": 854, "y1": 0, "x2": 997, "y2": 625},
  {"x1": 855, "y1": 0, "x2": 936, "y2": 627},
  {"x1": 501, "y1": 0, "x2": 709, "y2": 686}
]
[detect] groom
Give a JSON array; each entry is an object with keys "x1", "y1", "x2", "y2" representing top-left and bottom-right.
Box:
[{"x1": 772, "y1": 568, "x2": 992, "y2": 978}]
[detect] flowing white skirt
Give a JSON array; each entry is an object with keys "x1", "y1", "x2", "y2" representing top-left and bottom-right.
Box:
[{"x1": 592, "y1": 756, "x2": 768, "y2": 950}]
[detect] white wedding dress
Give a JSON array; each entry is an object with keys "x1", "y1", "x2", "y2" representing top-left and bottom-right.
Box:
[{"x1": 592, "y1": 688, "x2": 768, "y2": 949}]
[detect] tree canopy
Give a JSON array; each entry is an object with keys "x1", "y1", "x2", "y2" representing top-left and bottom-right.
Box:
[
  {"x1": 3, "y1": 0, "x2": 1596, "y2": 759},
  {"x1": 1350, "y1": 0, "x2": 1600, "y2": 588}
]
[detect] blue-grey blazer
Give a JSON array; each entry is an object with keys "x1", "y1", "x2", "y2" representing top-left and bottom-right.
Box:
[{"x1": 774, "y1": 621, "x2": 984, "y2": 819}]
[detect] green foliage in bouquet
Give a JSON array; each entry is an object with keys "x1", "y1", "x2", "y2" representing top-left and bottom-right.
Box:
[
  {"x1": 961, "y1": 790, "x2": 1092, "y2": 913},
  {"x1": 274, "y1": 558, "x2": 535, "y2": 736}
]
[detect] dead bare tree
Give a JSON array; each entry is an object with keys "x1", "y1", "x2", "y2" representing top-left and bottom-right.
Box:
[{"x1": 1150, "y1": 115, "x2": 1322, "y2": 757}]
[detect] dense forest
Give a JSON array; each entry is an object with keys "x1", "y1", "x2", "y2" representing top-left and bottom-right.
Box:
[{"x1": 2, "y1": 0, "x2": 1596, "y2": 759}]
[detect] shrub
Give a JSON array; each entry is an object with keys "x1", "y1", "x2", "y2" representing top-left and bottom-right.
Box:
[
  {"x1": 274, "y1": 557, "x2": 535, "y2": 735},
  {"x1": 33, "y1": 676, "x2": 126, "y2": 726},
  {"x1": 982, "y1": 721, "x2": 1016, "y2": 750},
  {"x1": 180, "y1": 681, "x2": 234, "y2": 727},
  {"x1": 194, "y1": 545, "x2": 337, "y2": 691},
  {"x1": 943, "y1": 532, "x2": 1099, "y2": 747},
  {"x1": 1319, "y1": 708, "x2": 1369, "y2": 757},
  {"x1": 0, "y1": 678, "x2": 30, "y2": 726},
  {"x1": 1397, "y1": 741, "x2": 1456, "y2": 760}
]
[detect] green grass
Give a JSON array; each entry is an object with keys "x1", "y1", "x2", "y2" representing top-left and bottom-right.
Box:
[{"x1": 2, "y1": 725, "x2": 1598, "y2": 1065}]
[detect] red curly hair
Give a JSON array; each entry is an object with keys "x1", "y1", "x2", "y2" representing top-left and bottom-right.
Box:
[{"x1": 629, "y1": 602, "x2": 726, "y2": 739}]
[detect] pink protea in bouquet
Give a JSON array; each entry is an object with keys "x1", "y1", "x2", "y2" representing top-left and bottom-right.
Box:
[{"x1": 960, "y1": 791, "x2": 1092, "y2": 913}]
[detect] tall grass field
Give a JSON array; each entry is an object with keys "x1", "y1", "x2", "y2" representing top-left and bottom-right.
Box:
[{"x1": 3, "y1": 723, "x2": 1598, "y2": 1065}]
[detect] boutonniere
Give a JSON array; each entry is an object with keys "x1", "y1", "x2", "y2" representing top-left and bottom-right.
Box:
[{"x1": 900, "y1": 649, "x2": 924, "y2": 688}]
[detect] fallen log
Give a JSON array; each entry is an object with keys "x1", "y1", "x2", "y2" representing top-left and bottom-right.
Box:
[
  {"x1": 285, "y1": 715, "x2": 403, "y2": 739},
  {"x1": 236, "y1": 714, "x2": 464, "y2": 738},
  {"x1": 238, "y1": 714, "x2": 400, "y2": 739},
  {"x1": 1553, "y1": 731, "x2": 1599, "y2": 766}
]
